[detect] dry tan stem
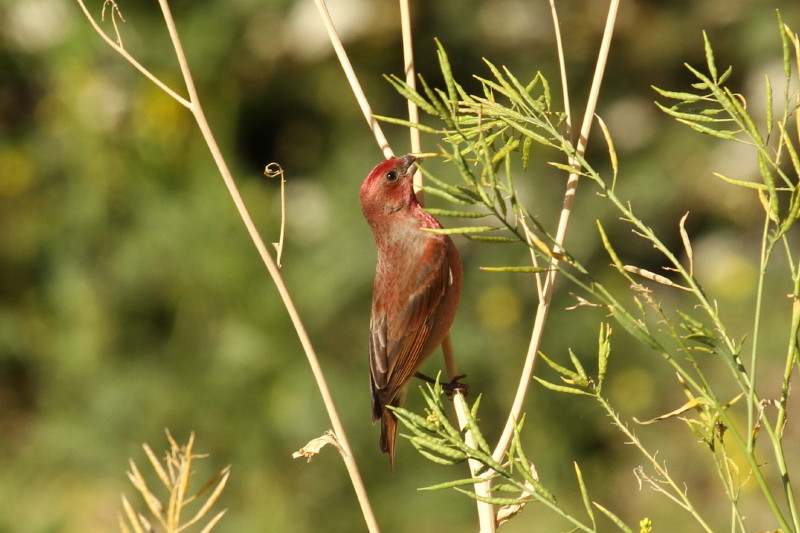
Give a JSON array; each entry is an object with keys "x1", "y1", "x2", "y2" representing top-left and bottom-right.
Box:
[
  {"x1": 396, "y1": 3, "x2": 494, "y2": 529},
  {"x1": 75, "y1": 0, "x2": 190, "y2": 108},
  {"x1": 550, "y1": 0, "x2": 573, "y2": 130},
  {"x1": 399, "y1": 0, "x2": 423, "y2": 196},
  {"x1": 314, "y1": 0, "x2": 392, "y2": 159},
  {"x1": 490, "y1": 0, "x2": 621, "y2": 466},
  {"x1": 445, "y1": 341, "x2": 497, "y2": 532},
  {"x1": 76, "y1": 1, "x2": 380, "y2": 531},
  {"x1": 263, "y1": 163, "x2": 286, "y2": 268}
]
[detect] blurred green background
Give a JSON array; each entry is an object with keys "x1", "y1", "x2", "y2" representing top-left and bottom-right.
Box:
[{"x1": 1, "y1": 0, "x2": 799, "y2": 531}]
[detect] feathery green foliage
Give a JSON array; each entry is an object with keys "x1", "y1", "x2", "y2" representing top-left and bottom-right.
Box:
[{"x1": 383, "y1": 13, "x2": 800, "y2": 532}]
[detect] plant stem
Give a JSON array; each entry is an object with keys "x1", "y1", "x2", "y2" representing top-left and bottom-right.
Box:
[
  {"x1": 595, "y1": 395, "x2": 714, "y2": 532},
  {"x1": 314, "y1": 0, "x2": 392, "y2": 159},
  {"x1": 491, "y1": 0, "x2": 620, "y2": 466},
  {"x1": 154, "y1": 2, "x2": 381, "y2": 530}
]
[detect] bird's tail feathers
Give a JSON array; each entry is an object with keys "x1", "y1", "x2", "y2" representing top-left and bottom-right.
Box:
[{"x1": 379, "y1": 409, "x2": 397, "y2": 468}]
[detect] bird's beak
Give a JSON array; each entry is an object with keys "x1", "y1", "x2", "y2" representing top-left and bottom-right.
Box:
[
  {"x1": 401, "y1": 152, "x2": 438, "y2": 174},
  {"x1": 400, "y1": 154, "x2": 420, "y2": 173}
]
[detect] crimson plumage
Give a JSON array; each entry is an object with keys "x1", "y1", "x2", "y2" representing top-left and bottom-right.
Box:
[{"x1": 359, "y1": 154, "x2": 462, "y2": 466}]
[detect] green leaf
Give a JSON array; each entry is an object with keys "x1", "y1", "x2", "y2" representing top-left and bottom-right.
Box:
[
  {"x1": 651, "y1": 86, "x2": 703, "y2": 102},
  {"x1": 547, "y1": 161, "x2": 588, "y2": 176},
  {"x1": 509, "y1": 415, "x2": 528, "y2": 464},
  {"x1": 468, "y1": 100, "x2": 555, "y2": 146},
  {"x1": 596, "y1": 114, "x2": 619, "y2": 191},
  {"x1": 415, "y1": 447, "x2": 463, "y2": 466},
  {"x1": 574, "y1": 462, "x2": 596, "y2": 528},
  {"x1": 504, "y1": 65, "x2": 546, "y2": 112},
  {"x1": 765, "y1": 75, "x2": 773, "y2": 133},
  {"x1": 422, "y1": 225, "x2": 498, "y2": 235},
  {"x1": 454, "y1": 394, "x2": 492, "y2": 455},
  {"x1": 534, "y1": 377, "x2": 591, "y2": 396},
  {"x1": 538, "y1": 71, "x2": 552, "y2": 108},
  {"x1": 596, "y1": 221, "x2": 629, "y2": 278},
  {"x1": 568, "y1": 349, "x2": 589, "y2": 385},
  {"x1": 779, "y1": 10, "x2": 792, "y2": 82},
  {"x1": 448, "y1": 143, "x2": 481, "y2": 189},
  {"x1": 482, "y1": 58, "x2": 524, "y2": 106},
  {"x1": 419, "y1": 185, "x2": 475, "y2": 205},
  {"x1": 597, "y1": 324, "x2": 611, "y2": 389},
  {"x1": 464, "y1": 235, "x2": 519, "y2": 243},
  {"x1": 470, "y1": 394, "x2": 482, "y2": 420},
  {"x1": 391, "y1": 406, "x2": 439, "y2": 432},
  {"x1": 594, "y1": 502, "x2": 633, "y2": 533},
  {"x1": 491, "y1": 138, "x2": 520, "y2": 165},
  {"x1": 422, "y1": 208, "x2": 490, "y2": 219},
  {"x1": 675, "y1": 119, "x2": 741, "y2": 141},
  {"x1": 538, "y1": 351, "x2": 586, "y2": 383},
  {"x1": 435, "y1": 39, "x2": 457, "y2": 106},
  {"x1": 419, "y1": 477, "x2": 488, "y2": 491},
  {"x1": 654, "y1": 101, "x2": 718, "y2": 123},
  {"x1": 717, "y1": 65, "x2": 733, "y2": 85},
  {"x1": 779, "y1": 122, "x2": 800, "y2": 178},
  {"x1": 711, "y1": 172, "x2": 767, "y2": 190},
  {"x1": 384, "y1": 74, "x2": 439, "y2": 117},
  {"x1": 757, "y1": 152, "x2": 780, "y2": 219},
  {"x1": 521, "y1": 136, "x2": 533, "y2": 169},
  {"x1": 494, "y1": 483, "x2": 527, "y2": 493},
  {"x1": 419, "y1": 165, "x2": 468, "y2": 195},
  {"x1": 723, "y1": 86, "x2": 763, "y2": 143},
  {"x1": 474, "y1": 74, "x2": 516, "y2": 106},
  {"x1": 372, "y1": 114, "x2": 440, "y2": 134},
  {"x1": 479, "y1": 266, "x2": 550, "y2": 273},
  {"x1": 698, "y1": 107, "x2": 727, "y2": 117},
  {"x1": 510, "y1": 415, "x2": 556, "y2": 505},
  {"x1": 702, "y1": 31, "x2": 718, "y2": 81},
  {"x1": 418, "y1": 73, "x2": 450, "y2": 122},
  {"x1": 408, "y1": 435, "x2": 468, "y2": 461},
  {"x1": 453, "y1": 487, "x2": 527, "y2": 506}
]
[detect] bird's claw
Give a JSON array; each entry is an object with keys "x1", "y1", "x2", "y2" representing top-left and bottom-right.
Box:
[
  {"x1": 442, "y1": 374, "x2": 469, "y2": 398},
  {"x1": 414, "y1": 372, "x2": 469, "y2": 397}
]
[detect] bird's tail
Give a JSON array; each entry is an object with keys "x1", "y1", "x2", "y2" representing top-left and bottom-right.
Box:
[{"x1": 379, "y1": 408, "x2": 397, "y2": 468}]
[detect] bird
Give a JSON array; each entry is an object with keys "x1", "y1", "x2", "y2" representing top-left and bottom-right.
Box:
[{"x1": 359, "y1": 153, "x2": 462, "y2": 466}]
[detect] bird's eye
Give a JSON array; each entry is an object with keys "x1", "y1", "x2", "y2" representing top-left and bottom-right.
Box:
[{"x1": 386, "y1": 170, "x2": 398, "y2": 182}]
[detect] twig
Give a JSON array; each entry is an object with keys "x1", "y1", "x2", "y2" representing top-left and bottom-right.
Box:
[
  {"x1": 101, "y1": 0, "x2": 125, "y2": 48},
  {"x1": 399, "y1": 0, "x2": 423, "y2": 196},
  {"x1": 313, "y1": 0, "x2": 392, "y2": 159},
  {"x1": 263, "y1": 163, "x2": 286, "y2": 268},
  {"x1": 490, "y1": 0, "x2": 621, "y2": 466},
  {"x1": 74, "y1": 0, "x2": 191, "y2": 109}
]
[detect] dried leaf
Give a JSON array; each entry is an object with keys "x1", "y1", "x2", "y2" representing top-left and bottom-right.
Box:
[
  {"x1": 634, "y1": 397, "x2": 708, "y2": 425},
  {"x1": 623, "y1": 265, "x2": 691, "y2": 291},
  {"x1": 678, "y1": 212, "x2": 693, "y2": 277},
  {"x1": 292, "y1": 431, "x2": 342, "y2": 462}
]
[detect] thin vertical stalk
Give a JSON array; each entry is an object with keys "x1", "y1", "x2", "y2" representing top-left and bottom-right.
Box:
[
  {"x1": 398, "y1": 2, "x2": 494, "y2": 529},
  {"x1": 399, "y1": 0, "x2": 421, "y2": 157},
  {"x1": 491, "y1": 0, "x2": 620, "y2": 465},
  {"x1": 314, "y1": 0, "x2": 392, "y2": 159}
]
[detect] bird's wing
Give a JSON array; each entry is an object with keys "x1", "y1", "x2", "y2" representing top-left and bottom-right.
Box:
[{"x1": 369, "y1": 238, "x2": 450, "y2": 421}]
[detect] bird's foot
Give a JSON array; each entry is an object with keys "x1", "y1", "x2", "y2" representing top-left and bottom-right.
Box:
[{"x1": 414, "y1": 372, "x2": 469, "y2": 397}]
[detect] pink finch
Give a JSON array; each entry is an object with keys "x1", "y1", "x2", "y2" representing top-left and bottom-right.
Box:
[{"x1": 359, "y1": 154, "x2": 462, "y2": 466}]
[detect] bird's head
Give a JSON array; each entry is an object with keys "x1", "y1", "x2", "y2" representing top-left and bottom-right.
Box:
[{"x1": 359, "y1": 154, "x2": 420, "y2": 222}]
